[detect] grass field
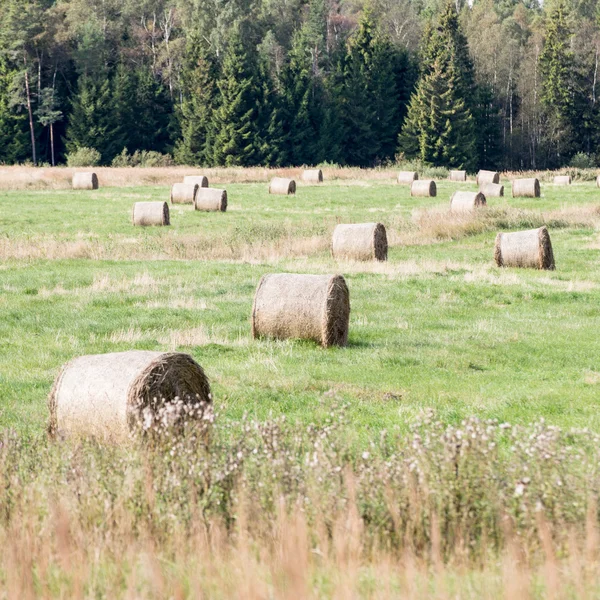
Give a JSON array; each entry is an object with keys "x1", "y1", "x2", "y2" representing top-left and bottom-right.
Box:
[
  {"x1": 3, "y1": 169, "x2": 600, "y2": 598},
  {"x1": 2, "y1": 173, "x2": 600, "y2": 435}
]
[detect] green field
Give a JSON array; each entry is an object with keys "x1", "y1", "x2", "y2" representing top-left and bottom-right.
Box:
[{"x1": 2, "y1": 177, "x2": 600, "y2": 436}]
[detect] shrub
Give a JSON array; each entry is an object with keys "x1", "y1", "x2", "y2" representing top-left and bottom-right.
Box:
[
  {"x1": 111, "y1": 148, "x2": 174, "y2": 168},
  {"x1": 65, "y1": 147, "x2": 101, "y2": 167},
  {"x1": 569, "y1": 152, "x2": 596, "y2": 169}
]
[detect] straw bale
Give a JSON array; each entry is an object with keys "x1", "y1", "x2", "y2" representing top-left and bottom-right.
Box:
[
  {"x1": 397, "y1": 171, "x2": 418, "y2": 184},
  {"x1": 269, "y1": 178, "x2": 296, "y2": 195},
  {"x1": 450, "y1": 191, "x2": 486, "y2": 212},
  {"x1": 194, "y1": 188, "x2": 227, "y2": 212},
  {"x1": 449, "y1": 170, "x2": 467, "y2": 182},
  {"x1": 183, "y1": 175, "x2": 209, "y2": 187},
  {"x1": 332, "y1": 223, "x2": 387, "y2": 261},
  {"x1": 494, "y1": 226, "x2": 555, "y2": 270},
  {"x1": 410, "y1": 179, "x2": 436, "y2": 197},
  {"x1": 512, "y1": 178, "x2": 540, "y2": 198},
  {"x1": 480, "y1": 182, "x2": 504, "y2": 197},
  {"x1": 171, "y1": 183, "x2": 198, "y2": 204},
  {"x1": 477, "y1": 170, "x2": 500, "y2": 185},
  {"x1": 72, "y1": 172, "x2": 99, "y2": 190},
  {"x1": 132, "y1": 201, "x2": 170, "y2": 226},
  {"x1": 302, "y1": 169, "x2": 323, "y2": 183}
]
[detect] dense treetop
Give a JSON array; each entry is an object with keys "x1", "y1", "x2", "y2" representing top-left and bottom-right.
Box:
[{"x1": 0, "y1": 0, "x2": 595, "y2": 169}]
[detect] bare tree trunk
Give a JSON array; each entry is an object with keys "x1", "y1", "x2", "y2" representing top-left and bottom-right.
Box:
[
  {"x1": 593, "y1": 44, "x2": 598, "y2": 105},
  {"x1": 23, "y1": 54, "x2": 37, "y2": 166},
  {"x1": 50, "y1": 122, "x2": 55, "y2": 167}
]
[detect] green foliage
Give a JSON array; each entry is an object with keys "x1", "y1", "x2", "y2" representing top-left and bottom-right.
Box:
[
  {"x1": 111, "y1": 149, "x2": 173, "y2": 167},
  {"x1": 569, "y1": 152, "x2": 596, "y2": 169},
  {"x1": 65, "y1": 146, "x2": 101, "y2": 166}
]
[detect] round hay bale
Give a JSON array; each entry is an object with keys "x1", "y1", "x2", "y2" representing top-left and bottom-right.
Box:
[
  {"x1": 480, "y1": 182, "x2": 504, "y2": 197},
  {"x1": 48, "y1": 351, "x2": 212, "y2": 441},
  {"x1": 269, "y1": 177, "x2": 296, "y2": 195},
  {"x1": 251, "y1": 274, "x2": 350, "y2": 347},
  {"x1": 553, "y1": 175, "x2": 571, "y2": 185},
  {"x1": 596, "y1": 175, "x2": 600, "y2": 188},
  {"x1": 194, "y1": 188, "x2": 227, "y2": 212},
  {"x1": 72, "y1": 172, "x2": 99, "y2": 190},
  {"x1": 512, "y1": 178, "x2": 540, "y2": 198},
  {"x1": 397, "y1": 171, "x2": 418, "y2": 184},
  {"x1": 171, "y1": 183, "x2": 198, "y2": 204},
  {"x1": 450, "y1": 191, "x2": 486, "y2": 212},
  {"x1": 449, "y1": 170, "x2": 467, "y2": 182},
  {"x1": 494, "y1": 226, "x2": 555, "y2": 270},
  {"x1": 332, "y1": 223, "x2": 387, "y2": 261},
  {"x1": 476, "y1": 170, "x2": 500, "y2": 185},
  {"x1": 302, "y1": 169, "x2": 323, "y2": 183},
  {"x1": 132, "y1": 202, "x2": 170, "y2": 226},
  {"x1": 183, "y1": 175, "x2": 209, "y2": 187},
  {"x1": 410, "y1": 179, "x2": 436, "y2": 197}
]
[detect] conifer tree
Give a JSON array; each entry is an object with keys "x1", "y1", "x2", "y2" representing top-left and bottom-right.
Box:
[
  {"x1": 0, "y1": 57, "x2": 28, "y2": 164},
  {"x1": 539, "y1": 0, "x2": 575, "y2": 164},
  {"x1": 212, "y1": 33, "x2": 261, "y2": 167}
]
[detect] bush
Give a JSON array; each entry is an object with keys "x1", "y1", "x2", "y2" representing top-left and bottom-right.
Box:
[
  {"x1": 569, "y1": 152, "x2": 596, "y2": 169},
  {"x1": 111, "y1": 148, "x2": 174, "y2": 168},
  {"x1": 65, "y1": 147, "x2": 101, "y2": 167}
]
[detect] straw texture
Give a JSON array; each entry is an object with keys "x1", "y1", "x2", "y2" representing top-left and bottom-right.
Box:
[
  {"x1": 183, "y1": 175, "x2": 209, "y2": 187},
  {"x1": 251, "y1": 274, "x2": 350, "y2": 347},
  {"x1": 480, "y1": 182, "x2": 504, "y2": 197},
  {"x1": 476, "y1": 170, "x2": 500, "y2": 185},
  {"x1": 494, "y1": 226, "x2": 555, "y2": 270},
  {"x1": 449, "y1": 170, "x2": 467, "y2": 182},
  {"x1": 553, "y1": 175, "x2": 571, "y2": 185},
  {"x1": 171, "y1": 183, "x2": 198, "y2": 204},
  {"x1": 269, "y1": 178, "x2": 296, "y2": 195},
  {"x1": 48, "y1": 351, "x2": 211, "y2": 441},
  {"x1": 512, "y1": 178, "x2": 540, "y2": 198},
  {"x1": 597, "y1": 175, "x2": 600, "y2": 188},
  {"x1": 194, "y1": 188, "x2": 227, "y2": 212},
  {"x1": 132, "y1": 201, "x2": 170, "y2": 226},
  {"x1": 302, "y1": 169, "x2": 323, "y2": 183},
  {"x1": 332, "y1": 223, "x2": 388, "y2": 261},
  {"x1": 72, "y1": 172, "x2": 99, "y2": 190},
  {"x1": 397, "y1": 171, "x2": 418, "y2": 184},
  {"x1": 450, "y1": 191, "x2": 487, "y2": 212},
  {"x1": 411, "y1": 179, "x2": 436, "y2": 197}
]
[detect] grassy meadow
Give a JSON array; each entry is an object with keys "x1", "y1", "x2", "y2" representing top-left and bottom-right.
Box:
[{"x1": 2, "y1": 167, "x2": 600, "y2": 597}]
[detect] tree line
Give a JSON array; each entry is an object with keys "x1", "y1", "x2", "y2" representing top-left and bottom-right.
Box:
[{"x1": 0, "y1": 0, "x2": 595, "y2": 170}]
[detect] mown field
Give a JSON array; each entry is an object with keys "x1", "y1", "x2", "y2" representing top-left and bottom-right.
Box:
[
  {"x1": 1, "y1": 173, "x2": 600, "y2": 435},
  {"x1": 2, "y1": 169, "x2": 600, "y2": 598}
]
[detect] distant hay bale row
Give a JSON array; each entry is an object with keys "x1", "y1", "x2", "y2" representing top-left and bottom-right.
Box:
[
  {"x1": 495, "y1": 226, "x2": 555, "y2": 270},
  {"x1": 132, "y1": 202, "x2": 170, "y2": 226},
  {"x1": 252, "y1": 274, "x2": 350, "y2": 347},
  {"x1": 270, "y1": 177, "x2": 296, "y2": 195},
  {"x1": 449, "y1": 170, "x2": 467, "y2": 182},
  {"x1": 302, "y1": 169, "x2": 323, "y2": 183},
  {"x1": 450, "y1": 191, "x2": 486, "y2": 212},
  {"x1": 195, "y1": 188, "x2": 227, "y2": 212},
  {"x1": 332, "y1": 223, "x2": 387, "y2": 261},
  {"x1": 553, "y1": 175, "x2": 571, "y2": 186},
  {"x1": 72, "y1": 172, "x2": 98, "y2": 190},
  {"x1": 183, "y1": 175, "x2": 209, "y2": 187},
  {"x1": 397, "y1": 171, "x2": 418, "y2": 184},
  {"x1": 476, "y1": 170, "x2": 500, "y2": 185},
  {"x1": 411, "y1": 180, "x2": 436, "y2": 197},
  {"x1": 512, "y1": 178, "x2": 540, "y2": 198},
  {"x1": 171, "y1": 183, "x2": 198, "y2": 204},
  {"x1": 48, "y1": 351, "x2": 212, "y2": 441},
  {"x1": 480, "y1": 182, "x2": 504, "y2": 197}
]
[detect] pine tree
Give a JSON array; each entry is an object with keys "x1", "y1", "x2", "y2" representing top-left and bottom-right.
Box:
[
  {"x1": 175, "y1": 38, "x2": 218, "y2": 165},
  {"x1": 212, "y1": 34, "x2": 261, "y2": 167},
  {"x1": 398, "y1": 3, "x2": 477, "y2": 169},
  {"x1": 539, "y1": 0, "x2": 575, "y2": 165},
  {"x1": 0, "y1": 56, "x2": 28, "y2": 164}
]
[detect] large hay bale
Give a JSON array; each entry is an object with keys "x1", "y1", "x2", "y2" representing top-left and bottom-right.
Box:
[
  {"x1": 596, "y1": 175, "x2": 600, "y2": 188},
  {"x1": 171, "y1": 183, "x2": 198, "y2": 204},
  {"x1": 183, "y1": 175, "x2": 209, "y2": 187},
  {"x1": 410, "y1": 179, "x2": 436, "y2": 197},
  {"x1": 132, "y1": 201, "x2": 170, "y2": 226},
  {"x1": 494, "y1": 226, "x2": 555, "y2": 270},
  {"x1": 302, "y1": 169, "x2": 323, "y2": 183},
  {"x1": 553, "y1": 175, "x2": 571, "y2": 186},
  {"x1": 450, "y1": 191, "x2": 486, "y2": 212},
  {"x1": 449, "y1": 170, "x2": 467, "y2": 182},
  {"x1": 480, "y1": 182, "x2": 504, "y2": 197},
  {"x1": 397, "y1": 171, "x2": 418, "y2": 184},
  {"x1": 48, "y1": 351, "x2": 212, "y2": 441},
  {"x1": 72, "y1": 172, "x2": 99, "y2": 190},
  {"x1": 476, "y1": 170, "x2": 500, "y2": 185},
  {"x1": 332, "y1": 223, "x2": 387, "y2": 261},
  {"x1": 512, "y1": 178, "x2": 540, "y2": 198},
  {"x1": 251, "y1": 274, "x2": 350, "y2": 347},
  {"x1": 269, "y1": 177, "x2": 296, "y2": 195},
  {"x1": 194, "y1": 188, "x2": 227, "y2": 212}
]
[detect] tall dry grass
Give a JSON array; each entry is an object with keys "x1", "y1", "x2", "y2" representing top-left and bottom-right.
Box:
[{"x1": 2, "y1": 409, "x2": 600, "y2": 597}]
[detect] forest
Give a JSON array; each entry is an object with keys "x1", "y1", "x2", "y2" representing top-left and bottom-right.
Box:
[{"x1": 0, "y1": 0, "x2": 595, "y2": 170}]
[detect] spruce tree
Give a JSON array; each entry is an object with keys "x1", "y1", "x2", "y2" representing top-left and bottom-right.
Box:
[
  {"x1": 539, "y1": 0, "x2": 575, "y2": 165},
  {"x1": 0, "y1": 57, "x2": 28, "y2": 164},
  {"x1": 212, "y1": 34, "x2": 261, "y2": 167}
]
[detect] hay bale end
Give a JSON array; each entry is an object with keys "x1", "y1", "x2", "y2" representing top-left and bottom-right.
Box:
[{"x1": 332, "y1": 223, "x2": 388, "y2": 261}]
